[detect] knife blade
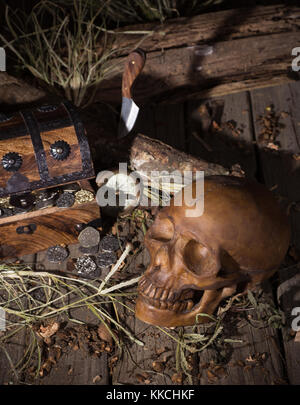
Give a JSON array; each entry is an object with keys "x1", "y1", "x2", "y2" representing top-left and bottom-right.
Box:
[{"x1": 118, "y1": 49, "x2": 146, "y2": 139}]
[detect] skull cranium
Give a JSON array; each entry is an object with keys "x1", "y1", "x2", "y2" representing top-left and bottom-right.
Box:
[{"x1": 135, "y1": 176, "x2": 290, "y2": 327}]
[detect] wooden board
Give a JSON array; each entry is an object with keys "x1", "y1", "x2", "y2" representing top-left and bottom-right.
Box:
[
  {"x1": 95, "y1": 30, "x2": 299, "y2": 105},
  {"x1": 109, "y1": 5, "x2": 300, "y2": 56},
  {"x1": 35, "y1": 244, "x2": 110, "y2": 385},
  {"x1": 250, "y1": 81, "x2": 300, "y2": 385},
  {"x1": 187, "y1": 91, "x2": 257, "y2": 178}
]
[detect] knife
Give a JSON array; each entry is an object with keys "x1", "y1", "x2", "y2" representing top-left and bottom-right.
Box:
[{"x1": 118, "y1": 49, "x2": 146, "y2": 139}]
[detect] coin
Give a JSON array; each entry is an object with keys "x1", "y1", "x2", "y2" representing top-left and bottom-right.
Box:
[
  {"x1": 47, "y1": 245, "x2": 69, "y2": 263},
  {"x1": 56, "y1": 192, "x2": 75, "y2": 208},
  {"x1": 79, "y1": 245, "x2": 99, "y2": 255},
  {"x1": 35, "y1": 189, "x2": 58, "y2": 201},
  {"x1": 0, "y1": 197, "x2": 12, "y2": 208},
  {"x1": 0, "y1": 207, "x2": 13, "y2": 217},
  {"x1": 62, "y1": 183, "x2": 81, "y2": 193},
  {"x1": 35, "y1": 198, "x2": 55, "y2": 210},
  {"x1": 96, "y1": 251, "x2": 117, "y2": 269},
  {"x1": 99, "y1": 235, "x2": 120, "y2": 253},
  {"x1": 75, "y1": 190, "x2": 94, "y2": 204},
  {"x1": 9, "y1": 193, "x2": 35, "y2": 210},
  {"x1": 78, "y1": 226, "x2": 100, "y2": 248},
  {"x1": 75, "y1": 256, "x2": 99, "y2": 278}
]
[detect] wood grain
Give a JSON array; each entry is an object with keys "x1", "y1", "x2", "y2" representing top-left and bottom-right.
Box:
[
  {"x1": 122, "y1": 50, "x2": 146, "y2": 99},
  {"x1": 41, "y1": 126, "x2": 82, "y2": 178},
  {"x1": 0, "y1": 134, "x2": 40, "y2": 187},
  {"x1": 0, "y1": 201, "x2": 100, "y2": 259},
  {"x1": 187, "y1": 92, "x2": 257, "y2": 178},
  {"x1": 250, "y1": 81, "x2": 300, "y2": 385},
  {"x1": 109, "y1": 5, "x2": 300, "y2": 56},
  {"x1": 95, "y1": 31, "x2": 299, "y2": 105}
]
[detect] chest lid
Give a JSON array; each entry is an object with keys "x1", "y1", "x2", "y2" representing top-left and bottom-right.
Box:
[{"x1": 0, "y1": 101, "x2": 94, "y2": 197}]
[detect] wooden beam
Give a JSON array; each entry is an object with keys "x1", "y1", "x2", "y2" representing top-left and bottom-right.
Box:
[
  {"x1": 109, "y1": 5, "x2": 300, "y2": 56},
  {"x1": 96, "y1": 30, "x2": 299, "y2": 105}
]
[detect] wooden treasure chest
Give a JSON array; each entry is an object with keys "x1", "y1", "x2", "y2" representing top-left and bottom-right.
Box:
[{"x1": 0, "y1": 101, "x2": 100, "y2": 259}]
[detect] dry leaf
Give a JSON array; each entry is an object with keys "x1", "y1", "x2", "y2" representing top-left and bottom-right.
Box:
[
  {"x1": 266, "y1": 142, "x2": 279, "y2": 150},
  {"x1": 152, "y1": 361, "x2": 164, "y2": 372},
  {"x1": 171, "y1": 372, "x2": 183, "y2": 384},
  {"x1": 39, "y1": 322, "x2": 59, "y2": 342},
  {"x1": 136, "y1": 372, "x2": 151, "y2": 384},
  {"x1": 93, "y1": 375, "x2": 102, "y2": 384},
  {"x1": 97, "y1": 323, "x2": 113, "y2": 344},
  {"x1": 295, "y1": 331, "x2": 300, "y2": 343}
]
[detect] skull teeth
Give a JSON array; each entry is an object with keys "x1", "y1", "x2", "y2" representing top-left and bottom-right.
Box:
[{"x1": 138, "y1": 277, "x2": 199, "y2": 313}]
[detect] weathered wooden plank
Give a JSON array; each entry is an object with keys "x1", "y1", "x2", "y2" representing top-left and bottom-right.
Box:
[
  {"x1": 135, "y1": 104, "x2": 185, "y2": 151},
  {"x1": 250, "y1": 81, "x2": 300, "y2": 385},
  {"x1": 187, "y1": 91, "x2": 284, "y2": 384},
  {"x1": 36, "y1": 244, "x2": 110, "y2": 385},
  {"x1": 187, "y1": 91, "x2": 257, "y2": 178},
  {"x1": 95, "y1": 31, "x2": 299, "y2": 105},
  {"x1": 0, "y1": 253, "x2": 36, "y2": 384},
  {"x1": 109, "y1": 5, "x2": 300, "y2": 56},
  {"x1": 197, "y1": 302, "x2": 286, "y2": 385}
]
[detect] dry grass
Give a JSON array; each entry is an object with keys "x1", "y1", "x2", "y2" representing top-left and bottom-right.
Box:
[{"x1": 0, "y1": 1, "x2": 130, "y2": 107}]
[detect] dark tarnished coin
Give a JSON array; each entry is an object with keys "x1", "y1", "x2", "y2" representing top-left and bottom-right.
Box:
[
  {"x1": 96, "y1": 251, "x2": 117, "y2": 269},
  {"x1": 79, "y1": 245, "x2": 99, "y2": 255},
  {"x1": 78, "y1": 226, "x2": 100, "y2": 248},
  {"x1": 75, "y1": 256, "x2": 99, "y2": 278},
  {"x1": 35, "y1": 198, "x2": 55, "y2": 210},
  {"x1": 62, "y1": 183, "x2": 81, "y2": 193},
  {"x1": 99, "y1": 235, "x2": 120, "y2": 253},
  {"x1": 9, "y1": 193, "x2": 35, "y2": 210},
  {"x1": 0, "y1": 207, "x2": 13, "y2": 217},
  {"x1": 13, "y1": 207, "x2": 30, "y2": 215},
  {"x1": 35, "y1": 189, "x2": 58, "y2": 202},
  {"x1": 47, "y1": 245, "x2": 69, "y2": 263},
  {"x1": 56, "y1": 192, "x2": 75, "y2": 208}
]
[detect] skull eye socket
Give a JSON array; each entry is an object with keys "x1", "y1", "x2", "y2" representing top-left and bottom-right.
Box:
[
  {"x1": 183, "y1": 240, "x2": 209, "y2": 275},
  {"x1": 148, "y1": 217, "x2": 174, "y2": 243}
]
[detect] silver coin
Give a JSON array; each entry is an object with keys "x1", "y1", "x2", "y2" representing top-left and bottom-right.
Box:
[
  {"x1": 47, "y1": 245, "x2": 69, "y2": 263},
  {"x1": 78, "y1": 226, "x2": 100, "y2": 248},
  {"x1": 62, "y1": 183, "x2": 81, "y2": 193},
  {"x1": 99, "y1": 235, "x2": 120, "y2": 253},
  {"x1": 56, "y1": 192, "x2": 75, "y2": 208},
  {"x1": 75, "y1": 256, "x2": 99, "y2": 278},
  {"x1": 0, "y1": 207, "x2": 13, "y2": 217},
  {"x1": 35, "y1": 198, "x2": 55, "y2": 210},
  {"x1": 96, "y1": 251, "x2": 117, "y2": 269},
  {"x1": 79, "y1": 245, "x2": 99, "y2": 255}
]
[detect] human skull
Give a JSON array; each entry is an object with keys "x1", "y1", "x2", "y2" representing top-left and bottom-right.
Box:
[{"x1": 135, "y1": 176, "x2": 290, "y2": 327}]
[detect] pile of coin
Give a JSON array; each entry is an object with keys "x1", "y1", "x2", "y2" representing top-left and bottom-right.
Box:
[{"x1": 0, "y1": 183, "x2": 95, "y2": 218}]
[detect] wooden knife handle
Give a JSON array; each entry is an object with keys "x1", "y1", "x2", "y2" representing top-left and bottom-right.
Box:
[{"x1": 122, "y1": 49, "x2": 146, "y2": 99}]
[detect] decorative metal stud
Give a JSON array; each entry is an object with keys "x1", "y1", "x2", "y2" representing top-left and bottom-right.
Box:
[
  {"x1": 2, "y1": 152, "x2": 23, "y2": 172},
  {"x1": 37, "y1": 105, "x2": 58, "y2": 113},
  {"x1": 50, "y1": 140, "x2": 71, "y2": 161}
]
